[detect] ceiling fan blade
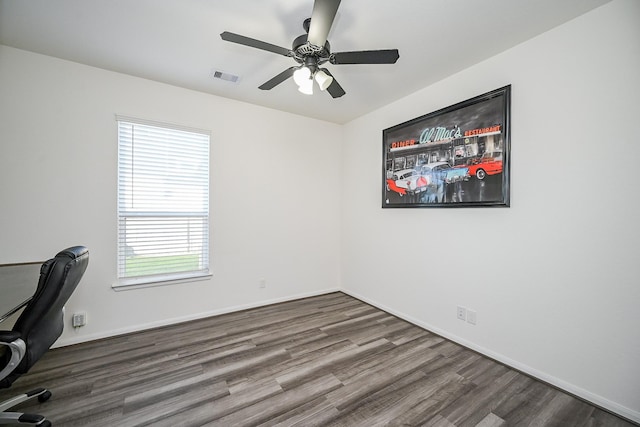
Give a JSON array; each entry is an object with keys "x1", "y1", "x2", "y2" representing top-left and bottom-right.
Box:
[
  {"x1": 221, "y1": 31, "x2": 292, "y2": 57},
  {"x1": 259, "y1": 67, "x2": 297, "y2": 90},
  {"x1": 331, "y1": 49, "x2": 399, "y2": 65},
  {"x1": 319, "y1": 68, "x2": 345, "y2": 98},
  {"x1": 307, "y1": 0, "x2": 341, "y2": 48}
]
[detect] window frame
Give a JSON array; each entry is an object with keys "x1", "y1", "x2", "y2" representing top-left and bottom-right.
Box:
[{"x1": 114, "y1": 115, "x2": 211, "y2": 289}]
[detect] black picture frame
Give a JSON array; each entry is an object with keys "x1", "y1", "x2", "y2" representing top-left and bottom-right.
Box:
[{"x1": 382, "y1": 85, "x2": 511, "y2": 208}]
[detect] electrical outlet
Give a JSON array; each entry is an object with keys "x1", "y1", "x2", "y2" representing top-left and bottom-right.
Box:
[
  {"x1": 259, "y1": 278, "x2": 266, "y2": 288},
  {"x1": 72, "y1": 312, "x2": 87, "y2": 328},
  {"x1": 456, "y1": 306, "x2": 467, "y2": 321},
  {"x1": 467, "y1": 309, "x2": 477, "y2": 325}
]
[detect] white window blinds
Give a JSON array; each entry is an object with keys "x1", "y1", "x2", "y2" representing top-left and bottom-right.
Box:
[{"x1": 117, "y1": 117, "x2": 210, "y2": 286}]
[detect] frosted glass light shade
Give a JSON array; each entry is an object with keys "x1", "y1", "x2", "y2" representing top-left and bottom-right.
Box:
[
  {"x1": 314, "y1": 70, "x2": 333, "y2": 91},
  {"x1": 293, "y1": 67, "x2": 312, "y2": 87},
  {"x1": 298, "y1": 78, "x2": 313, "y2": 95}
]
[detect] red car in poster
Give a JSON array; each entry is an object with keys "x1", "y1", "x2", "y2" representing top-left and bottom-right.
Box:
[{"x1": 466, "y1": 151, "x2": 503, "y2": 180}]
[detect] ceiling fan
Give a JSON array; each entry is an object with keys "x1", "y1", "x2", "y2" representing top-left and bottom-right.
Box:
[{"x1": 220, "y1": 0, "x2": 399, "y2": 98}]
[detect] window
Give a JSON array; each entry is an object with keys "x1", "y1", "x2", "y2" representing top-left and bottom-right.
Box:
[{"x1": 116, "y1": 116, "x2": 210, "y2": 287}]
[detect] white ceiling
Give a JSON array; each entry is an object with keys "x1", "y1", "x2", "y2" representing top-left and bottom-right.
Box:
[{"x1": 0, "y1": 0, "x2": 610, "y2": 124}]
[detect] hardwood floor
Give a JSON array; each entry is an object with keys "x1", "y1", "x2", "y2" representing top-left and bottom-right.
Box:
[{"x1": 0, "y1": 292, "x2": 635, "y2": 426}]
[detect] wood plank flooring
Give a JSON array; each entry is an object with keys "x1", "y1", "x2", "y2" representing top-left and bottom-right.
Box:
[{"x1": 0, "y1": 292, "x2": 636, "y2": 426}]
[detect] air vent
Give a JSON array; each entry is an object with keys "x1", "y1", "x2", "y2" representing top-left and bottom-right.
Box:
[{"x1": 210, "y1": 69, "x2": 240, "y2": 83}]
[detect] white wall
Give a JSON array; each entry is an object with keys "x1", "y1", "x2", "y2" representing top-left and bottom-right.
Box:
[
  {"x1": 0, "y1": 45, "x2": 342, "y2": 345},
  {"x1": 340, "y1": 0, "x2": 639, "y2": 422},
  {"x1": 1, "y1": 0, "x2": 638, "y2": 423}
]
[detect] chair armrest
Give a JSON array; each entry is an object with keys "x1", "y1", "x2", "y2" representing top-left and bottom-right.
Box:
[
  {"x1": 0, "y1": 331, "x2": 21, "y2": 343},
  {"x1": 0, "y1": 333, "x2": 26, "y2": 382}
]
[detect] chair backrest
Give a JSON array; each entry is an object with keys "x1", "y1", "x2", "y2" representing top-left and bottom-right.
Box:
[{"x1": 6, "y1": 246, "x2": 89, "y2": 384}]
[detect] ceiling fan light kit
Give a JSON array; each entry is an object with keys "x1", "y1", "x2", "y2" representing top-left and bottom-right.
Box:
[
  {"x1": 293, "y1": 66, "x2": 311, "y2": 86},
  {"x1": 292, "y1": 66, "x2": 332, "y2": 94},
  {"x1": 298, "y1": 78, "x2": 314, "y2": 95},
  {"x1": 314, "y1": 69, "x2": 333, "y2": 91},
  {"x1": 220, "y1": 0, "x2": 399, "y2": 98}
]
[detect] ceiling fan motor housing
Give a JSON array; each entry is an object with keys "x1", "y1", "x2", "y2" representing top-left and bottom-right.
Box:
[{"x1": 292, "y1": 34, "x2": 331, "y2": 68}]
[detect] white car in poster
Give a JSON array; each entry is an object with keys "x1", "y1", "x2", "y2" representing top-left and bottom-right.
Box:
[{"x1": 387, "y1": 168, "x2": 429, "y2": 195}]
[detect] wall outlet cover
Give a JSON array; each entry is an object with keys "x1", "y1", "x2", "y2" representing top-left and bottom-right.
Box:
[
  {"x1": 72, "y1": 312, "x2": 87, "y2": 327},
  {"x1": 467, "y1": 310, "x2": 477, "y2": 325}
]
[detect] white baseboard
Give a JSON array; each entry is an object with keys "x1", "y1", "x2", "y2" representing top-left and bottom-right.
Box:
[
  {"x1": 341, "y1": 289, "x2": 640, "y2": 425},
  {"x1": 55, "y1": 287, "x2": 340, "y2": 348}
]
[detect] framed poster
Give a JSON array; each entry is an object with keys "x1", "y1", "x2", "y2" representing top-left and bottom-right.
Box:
[{"x1": 382, "y1": 85, "x2": 510, "y2": 208}]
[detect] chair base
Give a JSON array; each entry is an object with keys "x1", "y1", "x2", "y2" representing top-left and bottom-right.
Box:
[{"x1": 0, "y1": 387, "x2": 51, "y2": 426}]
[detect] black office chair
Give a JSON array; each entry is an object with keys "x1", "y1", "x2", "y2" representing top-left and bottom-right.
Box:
[{"x1": 0, "y1": 246, "x2": 89, "y2": 426}]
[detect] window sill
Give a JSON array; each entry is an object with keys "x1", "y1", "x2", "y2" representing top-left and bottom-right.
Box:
[{"x1": 112, "y1": 272, "x2": 212, "y2": 291}]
